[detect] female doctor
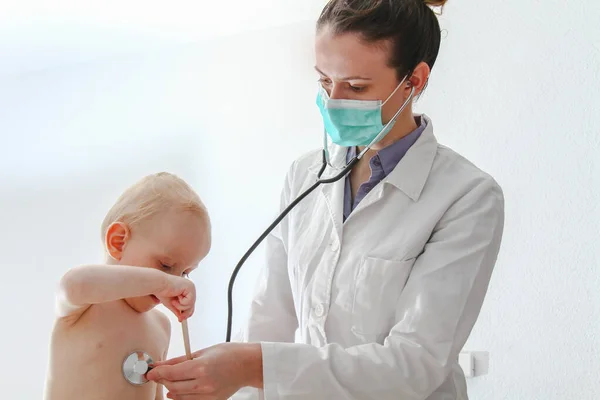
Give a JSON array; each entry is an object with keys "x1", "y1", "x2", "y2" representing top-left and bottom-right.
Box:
[{"x1": 147, "y1": 0, "x2": 505, "y2": 399}]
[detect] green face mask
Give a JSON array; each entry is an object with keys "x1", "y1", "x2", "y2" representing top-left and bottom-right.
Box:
[{"x1": 316, "y1": 76, "x2": 407, "y2": 147}]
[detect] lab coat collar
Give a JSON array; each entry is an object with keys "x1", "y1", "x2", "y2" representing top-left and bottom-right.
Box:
[{"x1": 385, "y1": 114, "x2": 437, "y2": 201}]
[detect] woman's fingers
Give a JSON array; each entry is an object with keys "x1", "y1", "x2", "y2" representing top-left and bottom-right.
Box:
[
  {"x1": 166, "y1": 391, "x2": 212, "y2": 399},
  {"x1": 147, "y1": 360, "x2": 200, "y2": 382},
  {"x1": 150, "y1": 350, "x2": 203, "y2": 368},
  {"x1": 160, "y1": 374, "x2": 215, "y2": 395}
]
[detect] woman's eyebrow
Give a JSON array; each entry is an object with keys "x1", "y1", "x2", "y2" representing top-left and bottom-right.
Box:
[{"x1": 314, "y1": 66, "x2": 372, "y2": 81}]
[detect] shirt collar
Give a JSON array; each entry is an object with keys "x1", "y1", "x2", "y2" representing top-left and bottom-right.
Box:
[{"x1": 346, "y1": 115, "x2": 426, "y2": 176}]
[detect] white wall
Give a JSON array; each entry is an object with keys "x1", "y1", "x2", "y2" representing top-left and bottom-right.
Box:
[
  {"x1": 0, "y1": 1, "x2": 598, "y2": 399},
  {"x1": 431, "y1": 2, "x2": 600, "y2": 399}
]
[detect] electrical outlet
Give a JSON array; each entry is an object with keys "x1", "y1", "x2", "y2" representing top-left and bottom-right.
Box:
[{"x1": 459, "y1": 352, "x2": 475, "y2": 378}]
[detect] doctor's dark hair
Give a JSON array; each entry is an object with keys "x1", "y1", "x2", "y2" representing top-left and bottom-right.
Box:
[{"x1": 317, "y1": 0, "x2": 446, "y2": 80}]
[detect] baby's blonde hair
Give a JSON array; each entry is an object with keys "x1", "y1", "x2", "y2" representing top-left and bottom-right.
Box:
[{"x1": 101, "y1": 172, "x2": 209, "y2": 243}]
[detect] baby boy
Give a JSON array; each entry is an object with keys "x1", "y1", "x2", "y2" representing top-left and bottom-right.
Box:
[{"x1": 44, "y1": 172, "x2": 211, "y2": 400}]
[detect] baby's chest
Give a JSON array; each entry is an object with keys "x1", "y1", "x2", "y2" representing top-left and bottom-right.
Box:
[
  {"x1": 77, "y1": 307, "x2": 169, "y2": 363},
  {"x1": 103, "y1": 323, "x2": 166, "y2": 361}
]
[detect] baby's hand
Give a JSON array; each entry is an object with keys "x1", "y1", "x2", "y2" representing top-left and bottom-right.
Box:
[{"x1": 155, "y1": 276, "x2": 196, "y2": 322}]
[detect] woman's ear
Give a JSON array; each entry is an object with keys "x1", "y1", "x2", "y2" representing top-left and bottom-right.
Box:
[
  {"x1": 105, "y1": 222, "x2": 130, "y2": 261},
  {"x1": 408, "y1": 61, "x2": 431, "y2": 96}
]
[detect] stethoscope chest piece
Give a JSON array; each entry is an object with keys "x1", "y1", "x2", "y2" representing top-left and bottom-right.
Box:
[{"x1": 122, "y1": 351, "x2": 154, "y2": 385}]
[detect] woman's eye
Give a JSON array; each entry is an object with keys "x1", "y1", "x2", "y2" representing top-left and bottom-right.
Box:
[
  {"x1": 161, "y1": 264, "x2": 172, "y2": 270},
  {"x1": 350, "y1": 85, "x2": 365, "y2": 92},
  {"x1": 318, "y1": 78, "x2": 332, "y2": 86}
]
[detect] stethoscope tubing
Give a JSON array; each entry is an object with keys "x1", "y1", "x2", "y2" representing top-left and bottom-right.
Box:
[{"x1": 225, "y1": 154, "x2": 358, "y2": 342}]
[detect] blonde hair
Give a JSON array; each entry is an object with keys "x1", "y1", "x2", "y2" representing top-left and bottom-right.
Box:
[{"x1": 101, "y1": 172, "x2": 209, "y2": 243}]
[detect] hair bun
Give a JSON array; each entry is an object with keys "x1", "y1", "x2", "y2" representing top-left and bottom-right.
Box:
[{"x1": 423, "y1": 0, "x2": 447, "y2": 7}]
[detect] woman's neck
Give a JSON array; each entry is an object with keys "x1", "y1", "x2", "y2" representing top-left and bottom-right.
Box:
[{"x1": 358, "y1": 112, "x2": 418, "y2": 154}]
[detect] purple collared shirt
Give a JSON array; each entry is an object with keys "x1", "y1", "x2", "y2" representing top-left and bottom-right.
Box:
[{"x1": 343, "y1": 117, "x2": 427, "y2": 220}]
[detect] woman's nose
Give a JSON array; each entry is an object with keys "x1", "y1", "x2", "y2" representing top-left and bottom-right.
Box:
[{"x1": 329, "y1": 84, "x2": 344, "y2": 99}]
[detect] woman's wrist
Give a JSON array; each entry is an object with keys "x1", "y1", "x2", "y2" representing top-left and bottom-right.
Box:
[{"x1": 238, "y1": 342, "x2": 264, "y2": 389}]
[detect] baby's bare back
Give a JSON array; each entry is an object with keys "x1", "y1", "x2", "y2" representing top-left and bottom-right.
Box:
[{"x1": 45, "y1": 300, "x2": 169, "y2": 400}]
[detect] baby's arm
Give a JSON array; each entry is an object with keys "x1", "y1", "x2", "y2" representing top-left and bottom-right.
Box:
[{"x1": 56, "y1": 264, "x2": 169, "y2": 320}]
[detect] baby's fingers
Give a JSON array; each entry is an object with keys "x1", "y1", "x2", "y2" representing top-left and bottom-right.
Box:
[
  {"x1": 170, "y1": 300, "x2": 193, "y2": 321},
  {"x1": 163, "y1": 302, "x2": 182, "y2": 319},
  {"x1": 178, "y1": 291, "x2": 195, "y2": 306},
  {"x1": 170, "y1": 299, "x2": 190, "y2": 310},
  {"x1": 179, "y1": 307, "x2": 195, "y2": 320}
]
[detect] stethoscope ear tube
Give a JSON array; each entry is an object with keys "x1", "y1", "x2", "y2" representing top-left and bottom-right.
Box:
[{"x1": 225, "y1": 153, "x2": 358, "y2": 342}]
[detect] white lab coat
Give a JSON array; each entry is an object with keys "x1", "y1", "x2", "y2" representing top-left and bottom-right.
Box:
[{"x1": 233, "y1": 114, "x2": 504, "y2": 400}]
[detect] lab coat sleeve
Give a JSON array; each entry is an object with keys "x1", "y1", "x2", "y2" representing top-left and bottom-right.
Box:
[
  {"x1": 236, "y1": 161, "x2": 299, "y2": 344},
  {"x1": 231, "y1": 164, "x2": 300, "y2": 400},
  {"x1": 259, "y1": 178, "x2": 505, "y2": 400}
]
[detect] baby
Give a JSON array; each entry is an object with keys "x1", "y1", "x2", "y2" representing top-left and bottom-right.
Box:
[{"x1": 44, "y1": 172, "x2": 211, "y2": 400}]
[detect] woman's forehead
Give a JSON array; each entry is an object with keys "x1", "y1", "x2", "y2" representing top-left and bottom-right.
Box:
[{"x1": 315, "y1": 30, "x2": 392, "y2": 78}]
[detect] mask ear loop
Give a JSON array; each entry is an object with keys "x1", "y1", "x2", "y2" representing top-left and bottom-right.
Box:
[{"x1": 357, "y1": 81, "x2": 415, "y2": 160}]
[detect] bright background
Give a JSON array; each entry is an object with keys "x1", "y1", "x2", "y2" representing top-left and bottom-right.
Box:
[{"x1": 0, "y1": 1, "x2": 598, "y2": 399}]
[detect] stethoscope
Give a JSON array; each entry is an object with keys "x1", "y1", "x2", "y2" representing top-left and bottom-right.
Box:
[
  {"x1": 224, "y1": 85, "x2": 416, "y2": 342},
  {"x1": 123, "y1": 302, "x2": 194, "y2": 385},
  {"x1": 121, "y1": 84, "x2": 415, "y2": 385}
]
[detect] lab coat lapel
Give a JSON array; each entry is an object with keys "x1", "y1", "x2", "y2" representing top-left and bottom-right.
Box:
[
  {"x1": 308, "y1": 144, "x2": 347, "y2": 242},
  {"x1": 346, "y1": 184, "x2": 385, "y2": 223},
  {"x1": 319, "y1": 173, "x2": 345, "y2": 241}
]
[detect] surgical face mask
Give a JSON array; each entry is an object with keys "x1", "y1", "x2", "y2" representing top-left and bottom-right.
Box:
[{"x1": 316, "y1": 77, "x2": 408, "y2": 147}]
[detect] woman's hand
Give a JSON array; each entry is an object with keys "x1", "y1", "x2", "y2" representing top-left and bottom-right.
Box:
[{"x1": 147, "y1": 343, "x2": 263, "y2": 400}]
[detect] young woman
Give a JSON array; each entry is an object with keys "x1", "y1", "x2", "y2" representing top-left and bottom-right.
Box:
[{"x1": 148, "y1": 1, "x2": 504, "y2": 399}]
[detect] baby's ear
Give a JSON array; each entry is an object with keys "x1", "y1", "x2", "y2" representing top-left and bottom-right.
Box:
[{"x1": 105, "y1": 222, "x2": 130, "y2": 261}]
